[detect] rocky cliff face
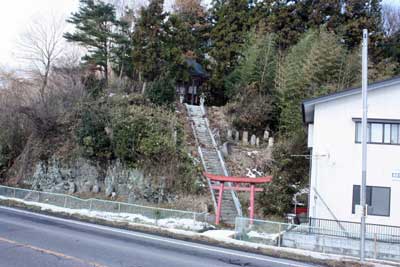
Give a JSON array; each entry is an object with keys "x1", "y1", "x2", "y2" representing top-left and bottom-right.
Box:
[{"x1": 26, "y1": 157, "x2": 175, "y2": 203}]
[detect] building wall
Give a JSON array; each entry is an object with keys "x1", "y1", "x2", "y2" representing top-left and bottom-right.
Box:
[{"x1": 309, "y1": 84, "x2": 400, "y2": 226}]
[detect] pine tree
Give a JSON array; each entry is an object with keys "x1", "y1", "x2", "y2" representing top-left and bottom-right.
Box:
[
  {"x1": 254, "y1": 0, "x2": 310, "y2": 49},
  {"x1": 341, "y1": 0, "x2": 383, "y2": 52},
  {"x1": 208, "y1": 0, "x2": 252, "y2": 103},
  {"x1": 132, "y1": 0, "x2": 166, "y2": 83},
  {"x1": 163, "y1": 14, "x2": 193, "y2": 82},
  {"x1": 111, "y1": 7, "x2": 134, "y2": 79},
  {"x1": 64, "y1": 0, "x2": 118, "y2": 83},
  {"x1": 254, "y1": 0, "x2": 385, "y2": 53},
  {"x1": 305, "y1": 0, "x2": 342, "y2": 30},
  {"x1": 172, "y1": 0, "x2": 210, "y2": 60},
  {"x1": 381, "y1": 31, "x2": 400, "y2": 74}
]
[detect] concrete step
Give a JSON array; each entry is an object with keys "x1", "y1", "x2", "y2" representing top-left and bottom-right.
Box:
[{"x1": 186, "y1": 104, "x2": 241, "y2": 224}]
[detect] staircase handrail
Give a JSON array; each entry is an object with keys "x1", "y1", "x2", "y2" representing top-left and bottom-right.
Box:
[{"x1": 198, "y1": 146, "x2": 218, "y2": 212}]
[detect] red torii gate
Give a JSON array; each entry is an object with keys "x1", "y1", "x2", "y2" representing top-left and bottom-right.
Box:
[{"x1": 204, "y1": 173, "x2": 272, "y2": 225}]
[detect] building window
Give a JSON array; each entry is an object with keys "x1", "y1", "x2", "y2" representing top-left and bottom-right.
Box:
[
  {"x1": 370, "y1": 123, "x2": 383, "y2": 143},
  {"x1": 352, "y1": 185, "x2": 391, "y2": 217},
  {"x1": 355, "y1": 121, "x2": 400, "y2": 144}
]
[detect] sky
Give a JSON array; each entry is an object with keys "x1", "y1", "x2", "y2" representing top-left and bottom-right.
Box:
[
  {"x1": 0, "y1": 0, "x2": 398, "y2": 70},
  {"x1": 0, "y1": 0, "x2": 81, "y2": 69}
]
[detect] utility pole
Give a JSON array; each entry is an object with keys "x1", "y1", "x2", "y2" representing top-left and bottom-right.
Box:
[{"x1": 360, "y1": 29, "x2": 368, "y2": 262}]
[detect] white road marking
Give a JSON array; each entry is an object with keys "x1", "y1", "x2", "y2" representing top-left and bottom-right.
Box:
[{"x1": 0, "y1": 206, "x2": 314, "y2": 267}]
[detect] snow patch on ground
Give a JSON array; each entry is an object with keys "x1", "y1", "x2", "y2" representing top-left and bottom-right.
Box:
[
  {"x1": 247, "y1": 231, "x2": 279, "y2": 240},
  {"x1": 246, "y1": 151, "x2": 259, "y2": 157},
  {"x1": 202, "y1": 230, "x2": 235, "y2": 239},
  {"x1": 0, "y1": 196, "x2": 211, "y2": 232},
  {"x1": 245, "y1": 168, "x2": 264, "y2": 178}
]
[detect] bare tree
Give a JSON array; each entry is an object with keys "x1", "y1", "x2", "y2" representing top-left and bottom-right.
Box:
[
  {"x1": 13, "y1": 15, "x2": 89, "y2": 135},
  {"x1": 48, "y1": 47, "x2": 86, "y2": 113},
  {"x1": 17, "y1": 15, "x2": 66, "y2": 106},
  {"x1": 382, "y1": 4, "x2": 400, "y2": 37}
]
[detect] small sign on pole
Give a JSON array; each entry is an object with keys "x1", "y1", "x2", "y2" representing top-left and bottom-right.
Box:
[{"x1": 355, "y1": 204, "x2": 363, "y2": 217}]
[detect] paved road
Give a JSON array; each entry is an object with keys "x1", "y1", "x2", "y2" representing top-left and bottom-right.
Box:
[{"x1": 0, "y1": 206, "x2": 318, "y2": 267}]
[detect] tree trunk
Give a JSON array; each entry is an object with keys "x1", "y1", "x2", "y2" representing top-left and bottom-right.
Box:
[
  {"x1": 142, "y1": 81, "x2": 147, "y2": 95},
  {"x1": 119, "y1": 63, "x2": 124, "y2": 80},
  {"x1": 40, "y1": 60, "x2": 51, "y2": 110}
]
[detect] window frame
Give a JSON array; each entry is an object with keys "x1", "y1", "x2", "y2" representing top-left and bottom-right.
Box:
[
  {"x1": 354, "y1": 118, "x2": 400, "y2": 145},
  {"x1": 352, "y1": 185, "x2": 391, "y2": 217}
]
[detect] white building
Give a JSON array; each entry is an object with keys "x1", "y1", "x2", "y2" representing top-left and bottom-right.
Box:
[{"x1": 303, "y1": 77, "x2": 400, "y2": 226}]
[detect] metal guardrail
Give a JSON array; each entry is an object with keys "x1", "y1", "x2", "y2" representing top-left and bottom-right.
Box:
[
  {"x1": 0, "y1": 185, "x2": 208, "y2": 228},
  {"x1": 235, "y1": 217, "x2": 400, "y2": 262},
  {"x1": 198, "y1": 146, "x2": 218, "y2": 212},
  {"x1": 309, "y1": 217, "x2": 400, "y2": 243}
]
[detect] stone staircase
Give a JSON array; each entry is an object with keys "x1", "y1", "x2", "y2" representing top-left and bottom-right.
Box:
[{"x1": 186, "y1": 104, "x2": 242, "y2": 224}]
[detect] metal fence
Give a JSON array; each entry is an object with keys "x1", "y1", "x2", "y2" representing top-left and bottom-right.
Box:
[
  {"x1": 235, "y1": 217, "x2": 400, "y2": 262},
  {"x1": 0, "y1": 185, "x2": 208, "y2": 230},
  {"x1": 309, "y1": 217, "x2": 400, "y2": 243}
]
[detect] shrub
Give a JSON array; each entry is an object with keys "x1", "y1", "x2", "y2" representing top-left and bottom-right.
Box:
[
  {"x1": 227, "y1": 84, "x2": 274, "y2": 133},
  {"x1": 258, "y1": 130, "x2": 309, "y2": 215},
  {"x1": 0, "y1": 99, "x2": 29, "y2": 174},
  {"x1": 73, "y1": 94, "x2": 201, "y2": 195},
  {"x1": 0, "y1": 127, "x2": 27, "y2": 175},
  {"x1": 0, "y1": 144, "x2": 11, "y2": 170},
  {"x1": 171, "y1": 152, "x2": 203, "y2": 194},
  {"x1": 111, "y1": 104, "x2": 178, "y2": 165},
  {"x1": 74, "y1": 101, "x2": 111, "y2": 159},
  {"x1": 145, "y1": 76, "x2": 176, "y2": 106},
  {"x1": 83, "y1": 74, "x2": 106, "y2": 98}
]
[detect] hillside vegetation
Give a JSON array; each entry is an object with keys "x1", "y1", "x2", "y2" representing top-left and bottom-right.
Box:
[{"x1": 1, "y1": 0, "x2": 400, "y2": 215}]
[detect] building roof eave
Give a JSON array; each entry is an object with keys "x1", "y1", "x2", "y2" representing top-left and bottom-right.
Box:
[{"x1": 302, "y1": 76, "x2": 400, "y2": 124}]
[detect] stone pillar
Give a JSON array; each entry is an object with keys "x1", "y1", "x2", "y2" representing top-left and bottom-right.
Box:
[
  {"x1": 256, "y1": 137, "x2": 260, "y2": 147},
  {"x1": 250, "y1": 134, "x2": 257, "y2": 146},
  {"x1": 234, "y1": 130, "x2": 240, "y2": 142},
  {"x1": 227, "y1": 129, "x2": 233, "y2": 140},
  {"x1": 242, "y1": 131, "x2": 249, "y2": 145},
  {"x1": 221, "y1": 142, "x2": 232, "y2": 157},
  {"x1": 263, "y1": 130, "x2": 270, "y2": 140},
  {"x1": 268, "y1": 137, "x2": 274, "y2": 148},
  {"x1": 213, "y1": 129, "x2": 221, "y2": 146}
]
